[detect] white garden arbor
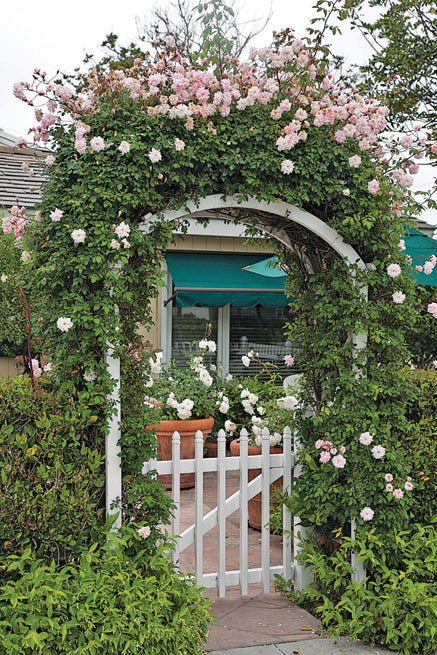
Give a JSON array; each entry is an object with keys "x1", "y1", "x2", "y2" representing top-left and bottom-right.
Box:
[{"x1": 106, "y1": 194, "x2": 368, "y2": 588}]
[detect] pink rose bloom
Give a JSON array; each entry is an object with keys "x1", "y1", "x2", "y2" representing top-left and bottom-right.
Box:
[
  {"x1": 118, "y1": 140, "x2": 130, "y2": 154},
  {"x1": 332, "y1": 454, "x2": 346, "y2": 468},
  {"x1": 386, "y1": 483, "x2": 394, "y2": 492},
  {"x1": 415, "y1": 265, "x2": 423, "y2": 272},
  {"x1": 110, "y1": 239, "x2": 120, "y2": 250},
  {"x1": 348, "y1": 155, "x2": 361, "y2": 168},
  {"x1": 397, "y1": 239, "x2": 406, "y2": 251},
  {"x1": 371, "y1": 444, "x2": 386, "y2": 459},
  {"x1": 385, "y1": 473, "x2": 393, "y2": 482},
  {"x1": 149, "y1": 148, "x2": 162, "y2": 163},
  {"x1": 392, "y1": 291, "x2": 405, "y2": 304},
  {"x1": 405, "y1": 481, "x2": 414, "y2": 491},
  {"x1": 45, "y1": 155, "x2": 55, "y2": 167},
  {"x1": 368, "y1": 179, "x2": 380, "y2": 195},
  {"x1": 320, "y1": 451, "x2": 331, "y2": 464},
  {"x1": 138, "y1": 525, "x2": 151, "y2": 538},
  {"x1": 90, "y1": 136, "x2": 105, "y2": 152},
  {"x1": 359, "y1": 431, "x2": 373, "y2": 446},
  {"x1": 114, "y1": 222, "x2": 130, "y2": 239},
  {"x1": 427, "y1": 302, "x2": 437, "y2": 318},
  {"x1": 174, "y1": 138, "x2": 185, "y2": 151},
  {"x1": 75, "y1": 139, "x2": 87, "y2": 154},
  {"x1": 315, "y1": 439, "x2": 324, "y2": 449},
  {"x1": 360, "y1": 507, "x2": 374, "y2": 521},
  {"x1": 50, "y1": 208, "x2": 63, "y2": 222},
  {"x1": 281, "y1": 159, "x2": 295, "y2": 174},
  {"x1": 57, "y1": 316, "x2": 73, "y2": 332},
  {"x1": 393, "y1": 488, "x2": 404, "y2": 499},
  {"x1": 387, "y1": 263, "x2": 401, "y2": 278},
  {"x1": 284, "y1": 354, "x2": 294, "y2": 367}
]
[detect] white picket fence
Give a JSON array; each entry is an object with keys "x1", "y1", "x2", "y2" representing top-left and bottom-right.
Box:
[{"x1": 142, "y1": 427, "x2": 295, "y2": 597}]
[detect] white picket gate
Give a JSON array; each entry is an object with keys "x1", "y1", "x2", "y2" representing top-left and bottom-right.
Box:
[{"x1": 142, "y1": 427, "x2": 296, "y2": 598}]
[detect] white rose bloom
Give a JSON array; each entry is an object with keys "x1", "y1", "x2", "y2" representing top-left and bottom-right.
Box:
[
  {"x1": 145, "y1": 377, "x2": 154, "y2": 387},
  {"x1": 277, "y1": 395, "x2": 298, "y2": 410},
  {"x1": 207, "y1": 340, "x2": 217, "y2": 352},
  {"x1": 241, "y1": 355, "x2": 250, "y2": 367},
  {"x1": 248, "y1": 393, "x2": 258, "y2": 405},
  {"x1": 181, "y1": 398, "x2": 194, "y2": 411},
  {"x1": 240, "y1": 388, "x2": 250, "y2": 398},
  {"x1": 242, "y1": 399, "x2": 254, "y2": 414},
  {"x1": 199, "y1": 369, "x2": 213, "y2": 386},
  {"x1": 251, "y1": 415, "x2": 262, "y2": 424},
  {"x1": 225, "y1": 420, "x2": 236, "y2": 433},
  {"x1": 177, "y1": 406, "x2": 192, "y2": 420},
  {"x1": 257, "y1": 406, "x2": 265, "y2": 415},
  {"x1": 219, "y1": 397, "x2": 229, "y2": 413},
  {"x1": 226, "y1": 374, "x2": 233, "y2": 382},
  {"x1": 198, "y1": 340, "x2": 208, "y2": 349},
  {"x1": 255, "y1": 435, "x2": 263, "y2": 446}
]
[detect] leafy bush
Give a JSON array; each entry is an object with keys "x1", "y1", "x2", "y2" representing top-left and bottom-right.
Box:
[
  {"x1": 283, "y1": 524, "x2": 437, "y2": 655},
  {"x1": 391, "y1": 368, "x2": 437, "y2": 524},
  {"x1": 0, "y1": 232, "x2": 26, "y2": 357},
  {"x1": 0, "y1": 376, "x2": 106, "y2": 564},
  {"x1": 0, "y1": 527, "x2": 213, "y2": 654}
]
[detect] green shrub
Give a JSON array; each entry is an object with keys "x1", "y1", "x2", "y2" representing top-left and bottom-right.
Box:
[
  {"x1": 398, "y1": 368, "x2": 437, "y2": 523},
  {"x1": 284, "y1": 524, "x2": 437, "y2": 655},
  {"x1": 0, "y1": 527, "x2": 214, "y2": 654},
  {"x1": 0, "y1": 232, "x2": 27, "y2": 357},
  {"x1": 0, "y1": 376, "x2": 106, "y2": 564}
]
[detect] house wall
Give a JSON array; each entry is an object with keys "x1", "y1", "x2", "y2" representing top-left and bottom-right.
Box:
[
  {"x1": 0, "y1": 357, "x2": 23, "y2": 378},
  {"x1": 137, "y1": 234, "x2": 275, "y2": 351}
]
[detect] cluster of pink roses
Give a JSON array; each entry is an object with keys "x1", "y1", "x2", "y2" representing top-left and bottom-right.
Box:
[
  {"x1": 384, "y1": 473, "x2": 413, "y2": 499},
  {"x1": 315, "y1": 439, "x2": 346, "y2": 468},
  {"x1": 14, "y1": 31, "x2": 437, "y2": 209}
]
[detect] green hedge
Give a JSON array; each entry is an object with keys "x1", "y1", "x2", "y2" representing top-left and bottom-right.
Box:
[
  {"x1": 285, "y1": 524, "x2": 437, "y2": 655},
  {"x1": 0, "y1": 529, "x2": 213, "y2": 654}
]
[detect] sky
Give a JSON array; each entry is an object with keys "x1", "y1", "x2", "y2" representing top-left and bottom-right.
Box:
[{"x1": 2, "y1": 0, "x2": 436, "y2": 226}]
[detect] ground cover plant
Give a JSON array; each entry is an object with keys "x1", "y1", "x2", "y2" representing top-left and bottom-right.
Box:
[{"x1": 2, "y1": 7, "x2": 437, "y2": 651}]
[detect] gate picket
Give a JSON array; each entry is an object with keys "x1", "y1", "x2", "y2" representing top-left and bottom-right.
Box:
[{"x1": 143, "y1": 426, "x2": 295, "y2": 597}]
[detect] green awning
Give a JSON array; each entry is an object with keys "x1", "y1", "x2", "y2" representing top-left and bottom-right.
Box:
[
  {"x1": 165, "y1": 252, "x2": 291, "y2": 308},
  {"x1": 405, "y1": 228, "x2": 437, "y2": 287},
  {"x1": 243, "y1": 229, "x2": 437, "y2": 287}
]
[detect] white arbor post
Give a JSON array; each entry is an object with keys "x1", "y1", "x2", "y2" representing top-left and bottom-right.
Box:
[
  {"x1": 105, "y1": 345, "x2": 122, "y2": 529},
  {"x1": 293, "y1": 429, "x2": 314, "y2": 592}
]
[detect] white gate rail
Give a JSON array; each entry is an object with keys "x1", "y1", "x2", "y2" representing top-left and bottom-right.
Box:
[{"x1": 143, "y1": 427, "x2": 295, "y2": 597}]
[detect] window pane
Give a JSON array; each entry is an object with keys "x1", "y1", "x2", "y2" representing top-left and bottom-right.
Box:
[
  {"x1": 171, "y1": 306, "x2": 218, "y2": 368},
  {"x1": 229, "y1": 306, "x2": 298, "y2": 379}
]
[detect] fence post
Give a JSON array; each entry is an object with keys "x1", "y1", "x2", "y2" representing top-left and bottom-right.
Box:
[
  {"x1": 293, "y1": 429, "x2": 314, "y2": 591},
  {"x1": 239, "y1": 428, "x2": 249, "y2": 596},
  {"x1": 350, "y1": 518, "x2": 366, "y2": 586},
  {"x1": 217, "y1": 429, "x2": 227, "y2": 597},
  {"x1": 105, "y1": 346, "x2": 122, "y2": 530},
  {"x1": 171, "y1": 431, "x2": 181, "y2": 565},
  {"x1": 194, "y1": 430, "x2": 204, "y2": 584},
  {"x1": 261, "y1": 428, "x2": 270, "y2": 593},
  {"x1": 282, "y1": 426, "x2": 293, "y2": 582}
]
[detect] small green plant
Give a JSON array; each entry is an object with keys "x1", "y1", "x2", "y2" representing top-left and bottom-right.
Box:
[
  {"x1": 0, "y1": 525, "x2": 214, "y2": 654},
  {"x1": 286, "y1": 524, "x2": 437, "y2": 655}
]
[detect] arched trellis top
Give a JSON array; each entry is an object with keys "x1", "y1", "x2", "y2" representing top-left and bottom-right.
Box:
[{"x1": 140, "y1": 195, "x2": 367, "y2": 272}]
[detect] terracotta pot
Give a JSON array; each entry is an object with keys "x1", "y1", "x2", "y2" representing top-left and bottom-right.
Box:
[
  {"x1": 147, "y1": 416, "x2": 214, "y2": 489},
  {"x1": 205, "y1": 442, "x2": 218, "y2": 458},
  {"x1": 230, "y1": 438, "x2": 287, "y2": 532}
]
